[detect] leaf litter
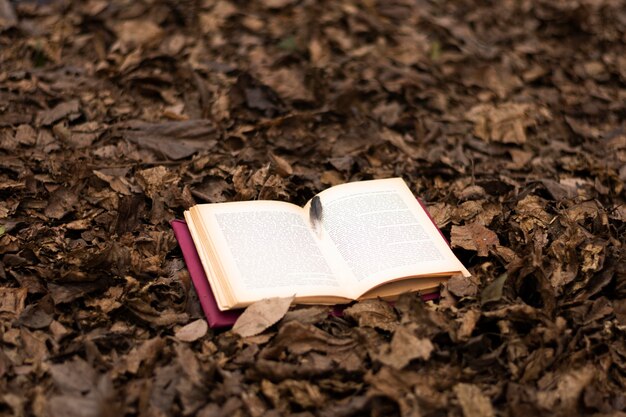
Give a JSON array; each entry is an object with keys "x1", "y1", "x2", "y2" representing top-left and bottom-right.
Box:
[{"x1": 1, "y1": 0, "x2": 626, "y2": 416}]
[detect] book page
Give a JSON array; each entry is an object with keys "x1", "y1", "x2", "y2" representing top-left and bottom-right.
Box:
[
  {"x1": 193, "y1": 201, "x2": 350, "y2": 305},
  {"x1": 310, "y1": 178, "x2": 466, "y2": 298}
]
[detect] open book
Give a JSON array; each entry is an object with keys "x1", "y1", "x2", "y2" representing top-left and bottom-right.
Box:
[{"x1": 184, "y1": 178, "x2": 469, "y2": 311}]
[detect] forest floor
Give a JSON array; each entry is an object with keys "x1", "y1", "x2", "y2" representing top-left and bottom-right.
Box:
[{"x1": 1, "y1": 0, "x2": 626, "y2": 416}]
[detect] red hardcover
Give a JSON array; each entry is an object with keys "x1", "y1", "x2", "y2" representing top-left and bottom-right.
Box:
[{"x1": 171, "y1": 219, "x2": 241, "y2": 328}]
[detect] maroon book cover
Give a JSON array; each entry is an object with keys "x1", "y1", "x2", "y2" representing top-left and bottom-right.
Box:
[{"x1": 171, "y1": 219, "x2": 241, "y2": 328}]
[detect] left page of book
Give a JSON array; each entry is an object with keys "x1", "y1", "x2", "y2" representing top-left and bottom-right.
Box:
[{"x1": 185, "y1": 201, "x2": 353, "y2": 310}]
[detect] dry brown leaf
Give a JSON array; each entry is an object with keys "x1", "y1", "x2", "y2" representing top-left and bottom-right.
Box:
[
  {"x1": 261, "y1": 321, "x2": 361, "y2": 371},
  {"x1": 114, "y1": 337, "x2": 165, "y2": 376},
  {"x1": 93, "y1": 169, "x2": 136, "y2": 196},
  {"x1": 426, "y1": 203, "x2": 452, "y2": 228},
  {"x1": 378, "y1": 326, "x2": 433, "y2": 369},
  {"x1": 0, "y1": 0, "x2": 17, "y2": 30},
  {"x1": 451, "y1": 222, "x2": 499, "y2": 256},
  {"x1": 0, "y1": 287, "x2": 27, "y2": 315},
  {"x1": 50, "y1": 356, "x2": 97, "y2": 394},
  {"x1": 45, "y1": 188, "x2": 78, "y2": 219},
  {"x1": 380, "y1": 127, "x2": 421, "y2": 158},
  {"x1": 614, "y1": 299, "x2": 626, "y2": 326},
  {"x1": 454, "y1": 383, "x2": 495, "y2": 417},
  {"x1": 320, "y1": 170, "x2": 344, "y2": 186},
  {"x1": 456, "y1": 309, "x2": 481, "y2": 341},
  {"x1": 233, "y1": 296, "x2": 294, "y2": 338},
  {"x1": 14, "y1": 124, "x2": 36, "y2": 146},
  {"x1": 277, "y1": 379, "x2": 326, "y2": 409},
  {"x1": 372, "y1": 101, "x2": 402, "y2": 126},
  {"x1": 18, "y1": 304, "x2": 52, "y2": 329},
  {"x1": 515, "y1": 195, "x2": 553, "y2": 234},
  {"x1": 36, "y1": 100, "x2": 80, "y2": 126},
  {"x1": 465, "y1": 102, "x2": 550, "y2": 144},
  {"x1": 446, "y1": 274, "x2": 479, "y2": 298},
  {"x1": 282, "y1": 306, "x2": 329, "y2": 325},
  {"x1": 580, "y1": 241, "x2": 606, "y2": 273},
  {"x1": 536, "y1": 366, "x2": 595, "y2": 412},
  {"x1": 343, "y1": 299, "x2": 398, "y2": 332},
  {"x1": 256, "y1": 67, "x2": 313, "y2": 102},
  {"x1": 480, "y1": 273, "x2": 508, "y2": 305},
  {"x1": 136, "y1": 166, "x2": 178, "y2": 199},
  {"x1": 175, "y1": 319, "x2": 208, "y2": 342},
  {"x1": 261, "y1": 0, "x2": 296, "y2": 8},
  {"x1": 269, "y1": 152, "x2": 293, "y2": 177},
  {"x1": 48, "y1": 282, "x2": 104, "y2": 304},
  {"x1": 113, "y1": 20, "x2": 163, "y2": 48},
  {"x1": 115, "y1": 119, "x2": 217, "y2": 160}
]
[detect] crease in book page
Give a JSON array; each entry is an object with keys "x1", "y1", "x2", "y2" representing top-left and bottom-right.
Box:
[{"x1": 232, "y1": 295, "x2": 295, "y2": 338}]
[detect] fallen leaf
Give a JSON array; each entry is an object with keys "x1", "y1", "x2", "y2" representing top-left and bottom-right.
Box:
[
  {"x1": 48, "y1": 394, "x2": 102, "y2": 417},
  {"x1": 14, "y1": 124, "x2": 36, "y2": 146},
  {"x1": 125, "y1": 298, "x2": 189, "y2": 326},
  {"x1": 456, "y1": 309, "x2": 481, "y2": 341},
  {"x1": 269, "y1": 152, "x2": 293, "y2": 177},
  {"x1": 36, "y1": 100, "x2": 81, "y2": 126},
  {"x1": 580, "y1": 241, "x2": 606, "y2": 273},
  {"x1": 378, "y1": 326, "x2": 433, "y2": 369},
  {"x1": 451, "y1": 222, "x2": 500, "y2": 256},
  {"x1": 614, "y1": 299, "x2": 626, "y2": 326},
  {"x1": 45, "y1": 188, "x2": 79, "y2": 220},
  {"x1": 0, "y1": 287, "x2": 27, "y2": 315},
  {"x1": 113, "y1": 19, "x2": 164, "y2": 48},
  {"x1": 465, "y1": 102, "x2": 550, "y2": 144},
  {"x1": 454, "y1": 383, "x2": 495, "y2": 417},
  {"x1": 149, "y1": 363, "x2": 180, "y2": 413},
  {"x1": 481, "y1": 273, "x2": 508, "y2": 305},
  {"x1": 48, "y1": 374, "x2": 118, "y2": 417},
  {"x1": 114, "y1": 337, "x2": 165, "y2": 376},
  {"x1": 343, "y1": 299, "x2": 398, "y2": 332},
  {"x1": 261, "y1": 320, "x2": 359, "y2": 368},
  {"x1": 191, "y1": 177, "x2": 231, "y2": 203},
  {"x1": 275, "y1": 379, "x2": 326, "y2": 409},
  {"x1": 282, "y1": 306, "x2": 329, "y2": 325},
  {"x1": 231, "y1": 73, "x2": 282, "y2": 114},
  {"x1": 18, "y1": 304, "x2": 53, "y2": 329},
  {"x1": 48, "y1": 282, "x2": 105, "y2": 304},
  {"x1": 233, "y1": 296, "x2": 294, "y2": 338},
  {"x1": 446, "y1": 274, "x2": 479, "y2": 298},
  {"x1": 135, "y1": 166, "x2": 178, "y2": 199},
  {"x1": 261, "y1": 0, "x2": 296, "y2": 8},
  {"x1": 115, "y1": 119, "x2": 217, "y2": 160},
  {"x1": 50, "y1": 356, "x2": 97, "y2": 394},
  {"x1": 514, "y1": 195, "x2": 552, "y2": 234},
  {"x1": 427, "y1": 15, "x2": 497, "y2": 58},
  {"x1": 0, "y1": 0, "x2": 17, "y2": 30},
  {"x1": 175, "y1": 319, "x2": 208, "y2": 342},
  {"x1": 256, "y1": 67, "x2": 313, "y2": 102},
  {"x1": 93, "y1": 169, "x2": 136, "y2": 195},
  {"x1": 536, "y1": 366, "x2": 595, "y2": 412}
]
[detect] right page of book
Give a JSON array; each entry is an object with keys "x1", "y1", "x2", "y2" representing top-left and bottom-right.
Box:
[{"x1": 311, "y1": 178, "x2": 469, "y2": 299}]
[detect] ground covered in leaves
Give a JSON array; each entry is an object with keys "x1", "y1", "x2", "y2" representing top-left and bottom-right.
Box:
[{"x1": 1, "y1": 0, "x2": 626, "y2": 416}]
